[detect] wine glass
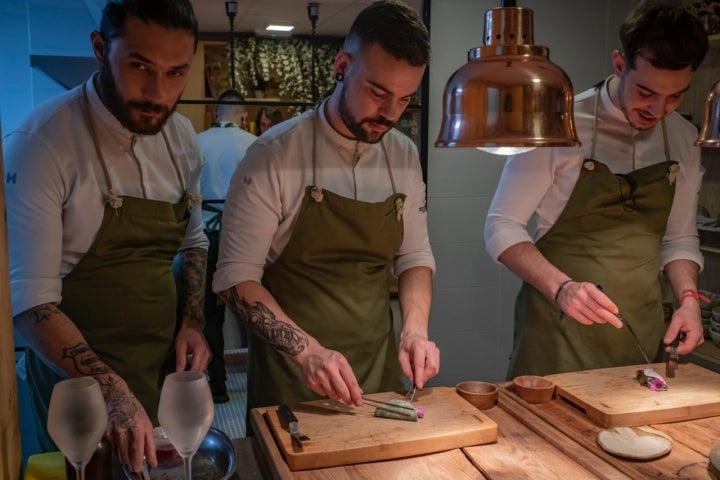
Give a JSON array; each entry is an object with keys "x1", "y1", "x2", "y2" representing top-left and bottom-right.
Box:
[
  {"x1": 158, "y1": 371, "x2": 214, "y2": 480},
  {"x1": 47, "y1": 377, "x2": 108, "y2": 480}
]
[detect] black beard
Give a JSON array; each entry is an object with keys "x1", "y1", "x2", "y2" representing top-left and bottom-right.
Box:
[
  {"x1": 337, "y1": 81, "x2": 394, "y2": 143},
  {"x1": 98, "y1": 60, "x2": 176, "y2": 135}
]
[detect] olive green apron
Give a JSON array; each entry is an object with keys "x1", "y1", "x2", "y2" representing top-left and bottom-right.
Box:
[
  {"x1": 508, "y1": 87, "x2": 678, "y2": 378},
  {"x1": 248, "y1": 109, "x2": 406, "y2": 409},
  {"x1": 26, "y1": 83, "x2": 190, "y2": 451}
]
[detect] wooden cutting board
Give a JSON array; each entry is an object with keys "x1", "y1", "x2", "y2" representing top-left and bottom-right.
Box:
[
  {"x1": 545, "y1": 362, "x2": 720, "y2": 428},
  {"x1": 262, "y1": 386, "x2": 498, "y2": 470}
]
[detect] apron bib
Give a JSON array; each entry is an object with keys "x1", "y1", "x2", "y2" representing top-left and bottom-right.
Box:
[
  {"x1": 248, "y1": 108, "x2": 406, "y2": 409},
  {"x1": 26, "y1": 83, "x2": 190, "y2": 450},
  {"x1": 508, "y1": 88, "x2": 678, "y2": 378}
]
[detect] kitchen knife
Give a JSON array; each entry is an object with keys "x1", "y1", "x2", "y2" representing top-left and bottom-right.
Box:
[
  {"x1": 279, "y1": 404, "x2": 310, "y2": 448},
  {"x1": 617, "y1": 315, "x2": 653, "y2": 367},
  {"x1": 596, "y1": 285, "x2": 652, "y2": 367},
  {"x1": 666, "y1": 331, "x2": 686, "y2": 378}
]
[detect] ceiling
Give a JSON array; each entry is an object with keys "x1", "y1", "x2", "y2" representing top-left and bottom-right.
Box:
[{"x1": 189, "y1": 0, "x2": 423, "y2": 37}]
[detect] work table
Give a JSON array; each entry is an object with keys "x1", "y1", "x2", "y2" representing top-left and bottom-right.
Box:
[{"x1": 234, "y1": 364, "x2": 720, "y2": 479}]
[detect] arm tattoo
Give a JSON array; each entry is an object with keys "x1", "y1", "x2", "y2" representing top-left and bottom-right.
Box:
[
  {"x1": 178, "y1": 247, "x2": 207, "y2": 329},
  {"x1": 62, "y1": 343, "x2": 113, "y2": 377},
  {"x1": 18, "y1": 303, "x2": 62, "y2": 325},
  {"x1": 222, "y1": 290, "x2": 309, "y2": 356},
  {"x1": 96, "y1": 375, "x2": 141, "y2": 429}
]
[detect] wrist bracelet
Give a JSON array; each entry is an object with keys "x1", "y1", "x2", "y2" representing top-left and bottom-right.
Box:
[
  {"x1": 554, "y1": 279, "x2": 573, "y2": 304},
  {"x1": 678, "y1": 290, "x2": 710, "y2": 305}
]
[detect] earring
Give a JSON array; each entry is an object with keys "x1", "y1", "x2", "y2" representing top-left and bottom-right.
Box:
[{"x1": 335, "y1": 72, "x2": 344, "y2": 82}]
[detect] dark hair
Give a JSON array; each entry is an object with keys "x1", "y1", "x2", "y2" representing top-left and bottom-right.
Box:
[
  {"x1": 100, "y1": 0, "x2": 198, "y2": 51},
  {"x1": 254, "y1": 107, "x2": 283, "y2": 135},
  {"x1": 218, "y1": 89, "x2": 245, "y2": 102},
  {"x1": 344, "y1": 0, "x2": 429, "y2": 66},
  {"x1": 620, "y1": 0, "x2": 708, "y2": 71}
]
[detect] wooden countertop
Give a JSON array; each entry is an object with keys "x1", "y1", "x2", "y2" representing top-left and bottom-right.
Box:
[{"x1": 244, "y1": 369, "x2": 720, "y2": 479}]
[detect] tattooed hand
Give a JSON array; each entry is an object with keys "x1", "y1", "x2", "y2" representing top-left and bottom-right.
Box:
[
  {"x1": 100, "y1": 375, "x2": 157, "y2": 472},
  {"x1": 297, "y1": 344, "x2": 364, "y2": 407}
]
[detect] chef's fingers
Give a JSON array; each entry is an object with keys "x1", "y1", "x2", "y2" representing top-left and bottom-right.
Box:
[
  {"x1": 127, "y1": 429, "x2": 147, "y2": 473},
  {"x1": 114, "y1": 428, "x2": 145, "y2": 473},
  {"x1": 144, "y1": 425, "x2": 157, "y2": 468},
  {"x1": 338, "y1": 367, "x2": 363, "y2": 406},
  {"x1": 664, "y1": 314, "x2": 704, "y2": 355},
  {"x1": 174, "y1": 342, "x2": 189, "y2": 372},
  {"x1": 561, "y1": 283, "x2": 622, "y2": 328},
  {"x1": 411, "y1": 340, "x2": 440, "y2": 389}
]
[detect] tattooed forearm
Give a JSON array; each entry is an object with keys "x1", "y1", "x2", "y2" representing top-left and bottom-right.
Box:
[
  {"x1": 177, "y1": 247, "x2": 207, "y2": 329},
  {"x1": 221, "y1": 290, "x2": 309, "y2": 356},
  {"x1": 96, "y1": 375, "x2": 140, "y2": 429},
  {"x1": 17, "y1": 303, "x2": 62, "y2": 325},
  {"x1": 62, "y1": 343, "x2": 113, "y2": 377}
]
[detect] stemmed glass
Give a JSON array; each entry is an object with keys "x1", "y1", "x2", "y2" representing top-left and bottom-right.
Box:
[
  {"x1": 158, "y1": 371, "x2": 214, "y2": 480},
  {"x1": 47, "y1": 377, "x2": 108, "y2": 480}
]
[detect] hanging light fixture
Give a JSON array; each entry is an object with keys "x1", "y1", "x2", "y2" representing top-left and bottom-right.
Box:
[
  {"x1": 225, "y1": 0, "x2": 238, "y2": 89},
  {"x1": 695, "y1": 80, "x2": 720, "y2": 147},
  {"x1": 435, "y1": 0, "x2": 580, "y2": 155},
  {"x1": 307, "y1": 2, "x2": 320, "y2": 103}
]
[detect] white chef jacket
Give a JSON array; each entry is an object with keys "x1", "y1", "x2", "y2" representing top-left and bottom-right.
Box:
[
  {"x1": 197, "y1": 122, "x2": 257, "y2": 226},
  {"x1": 4, "y1": 76, "x2": 208, "y2": 317},
  {"x1": 484, "y1": 76, "x2": 704, "y2": 271},
  {"x1": 213, "y1": 101, "x2": 435, "y2": 292}
]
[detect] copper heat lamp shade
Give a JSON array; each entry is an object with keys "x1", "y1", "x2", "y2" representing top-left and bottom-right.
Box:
[
  {"x1": 695, "y1": 79, "x2": 720, "y2": 147},
  {"x1": 436, "y1": 4, "x2": 580, "y2": 149}
]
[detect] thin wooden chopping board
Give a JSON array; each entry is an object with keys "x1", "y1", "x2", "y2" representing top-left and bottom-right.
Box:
[
  {"x1": 262, "y1": 386, "x2": 498, "y2": 470},
  {"x1": 545, "y1": 362, "x2": 720, "y2": 428}
]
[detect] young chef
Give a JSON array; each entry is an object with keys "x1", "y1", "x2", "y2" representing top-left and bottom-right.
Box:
[
  {"x1": 5, "y1": 0, "x2": 210, "y2": 473},
  {"x1": 484, "y1": 0, "x2": 709, "y2": 378},
  {"x1": 214, "y1": 0, "x2": 439, "y2": 411}
]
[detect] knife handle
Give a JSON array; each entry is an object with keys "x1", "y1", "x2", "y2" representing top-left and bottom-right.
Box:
[
  {"x1": 279, "y1": 404, "x2": 297, "y2": 423},
  {"x1": 669, "y1": 331, "x2": 686, "y2": 348}
]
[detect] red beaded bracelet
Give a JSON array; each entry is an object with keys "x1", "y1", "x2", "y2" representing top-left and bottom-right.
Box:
[{"x1": 678, "y1": 290, "x2": 710, "y2": 305}]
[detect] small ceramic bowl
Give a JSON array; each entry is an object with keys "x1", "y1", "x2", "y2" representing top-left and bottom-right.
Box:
[
  {"x1": 456, "y1": 381, "x2": 498, "y2": 410},
  {"x1": 513, "y1": 375, "x2": 555, "y2": 404}
]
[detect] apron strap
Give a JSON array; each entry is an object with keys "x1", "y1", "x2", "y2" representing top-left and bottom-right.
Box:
[
  {"x1": 661, "y1": 118, "x2": 670, "y2": 161},
  {"x1": 81, "y1": 82, "x2": 115, "y2": 193},
  {"x1": 590, "y1": 86, "x2": 600, "y2": 160},
  {"x1": 592, "y1": 80, "x2": 671, "y2": 163},
  {"x1": 312, "y1": 102, "x2": 396, "y2": 195},
  {"x1": 81, "y1": 76, "x2": 188, "y2": 195}
]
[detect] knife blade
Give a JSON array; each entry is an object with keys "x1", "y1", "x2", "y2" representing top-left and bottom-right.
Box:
[
  {"x1": 279, "y1": 404, "x2": 310, "y2": 448},
  {"x1": 617, "y1": 314, "x2": 653, "y2": 367},
  {"x1": 596, "y1": 285, "x2": 653, "y2": 367},
  {"x1": 666, "y1": 331, "x2": 686, "y2": 378}
]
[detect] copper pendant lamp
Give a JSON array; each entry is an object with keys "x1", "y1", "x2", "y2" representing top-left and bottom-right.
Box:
[
  {"x1": 696, "y1": 79, "x2": 720, "y2": 147},
  {"x1": 435, "y1": 0, "x2": 580, "y2": 154}
]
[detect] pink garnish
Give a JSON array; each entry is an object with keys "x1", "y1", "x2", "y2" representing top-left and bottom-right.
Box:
[
  {"x1": 635, "y1": 369, "x2": 668, "y2": 391},
  {"x1": 415, "y1": 405, "x2": 424, "y2": 419}
]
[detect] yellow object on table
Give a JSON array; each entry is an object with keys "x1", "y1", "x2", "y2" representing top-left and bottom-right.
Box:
[{"x1": 24, "y1": 451, "x2": 66, "y2": 480}]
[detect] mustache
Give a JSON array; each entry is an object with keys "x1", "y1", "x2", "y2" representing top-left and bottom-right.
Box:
[
  {"x1": 365, "y1": 116, "x2": 394, "y2": 127},
  {"x1": 128, "y1": 101, "x2": 168, "y2": 114}
]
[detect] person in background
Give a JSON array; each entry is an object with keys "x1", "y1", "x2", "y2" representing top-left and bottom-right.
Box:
[
  {"x1": 197, "y1": 88, "x2": 257, "y2": 403},
  {"x1": 4, "y1": 0, "x2": 211, "y2": 473},
  {"x1": 254, "y1": 106, "x2": 283, "y2": 136},
  {"x1": 214, "y1": 0, "x2": 439, "y2": 411},
  {"x1": 484, "y1": 0, "x2": 709, "y2": 378}
]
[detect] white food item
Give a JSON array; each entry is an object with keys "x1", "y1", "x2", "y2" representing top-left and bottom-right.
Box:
[{"x1": 597, "y1": 427, "x2": 672, "y2": 460}]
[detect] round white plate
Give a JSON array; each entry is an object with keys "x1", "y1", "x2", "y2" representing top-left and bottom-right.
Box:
[{"x1": 597, "y1": 426, "x2": 672, "y2": 460}]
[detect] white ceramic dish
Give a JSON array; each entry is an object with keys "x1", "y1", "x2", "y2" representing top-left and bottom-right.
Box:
[{"x1": 597, "y1": 426, "x2": 672, "y2": 460}]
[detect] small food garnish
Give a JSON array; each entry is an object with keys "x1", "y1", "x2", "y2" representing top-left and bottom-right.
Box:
[{"x1": 636, "y1": 368, "x2": 668, "y2": 391}]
